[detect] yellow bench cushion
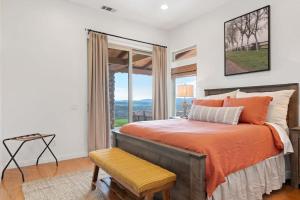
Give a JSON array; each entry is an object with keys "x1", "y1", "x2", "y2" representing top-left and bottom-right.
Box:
[{"x1": 89, "y1": 148, "x2": 176, "y2": 194}]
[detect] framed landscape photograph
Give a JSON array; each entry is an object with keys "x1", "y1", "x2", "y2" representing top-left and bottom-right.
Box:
[{"x1": 224, "y1": 6, "x2": 270, "y2": 76}]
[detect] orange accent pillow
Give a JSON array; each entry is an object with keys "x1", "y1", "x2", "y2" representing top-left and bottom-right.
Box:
[
  {"x1": 192, "y1": 99, "x2": 224, "y2": 107},
  {"x1": 223, "y1": 96, "x2": 273, "y2": 125}
]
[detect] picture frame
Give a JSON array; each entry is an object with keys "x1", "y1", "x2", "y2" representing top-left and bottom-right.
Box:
[{"x1": 224, "y1": 5, "x2": 270, "y2": 76}]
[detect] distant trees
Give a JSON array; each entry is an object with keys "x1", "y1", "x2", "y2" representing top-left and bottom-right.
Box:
[
  {"x1": 251, "y1": 7, "x2": 269, "y2": 51},
  {"x1": 225, "y1": 22, "x2": 238, "y2": 50},
  {"x1": 244, "y1": 13, "x2": 256, "y2": 51},
  {"x1": 225, "y1": 7, "x2": 269, "y2": 51},
  {"x1": 233, "y1": 18, "x2": 246, "y2": 50}
]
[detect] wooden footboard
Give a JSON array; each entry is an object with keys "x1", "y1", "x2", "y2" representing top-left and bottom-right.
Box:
[{"x1": 112, "y1": 129, "x2": 207, "y2": 200}]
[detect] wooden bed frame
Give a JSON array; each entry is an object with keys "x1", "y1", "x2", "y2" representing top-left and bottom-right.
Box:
[{"x1": 112, "y1": 83, "x2": 299, "y2": 200}]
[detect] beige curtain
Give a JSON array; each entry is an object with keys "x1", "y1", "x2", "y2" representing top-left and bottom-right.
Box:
[
  {"x1": 152, "y1": 46, "x2": 168, "y2": 120},
  {"x1": 88, "y1": 32, "x2": 110, "y2": 151}
]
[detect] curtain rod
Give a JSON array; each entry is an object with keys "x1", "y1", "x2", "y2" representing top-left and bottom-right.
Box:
[{"x1": 86, "y1": 29, "x2": 167, "y2": 48}]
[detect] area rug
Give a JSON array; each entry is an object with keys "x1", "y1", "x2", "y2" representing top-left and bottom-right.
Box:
[{"x1": 22, "y1": 170, "x2": 109, "y2": 200}]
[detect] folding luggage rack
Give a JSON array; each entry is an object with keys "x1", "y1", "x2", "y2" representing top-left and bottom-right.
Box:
[{"x1": 1, "y1": 133, "x2": 58, "y2": 182}]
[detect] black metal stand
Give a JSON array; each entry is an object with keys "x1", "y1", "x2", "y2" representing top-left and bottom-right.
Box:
[{"x1": 1, "y1": 133, "x2": 58, "y2": 182}]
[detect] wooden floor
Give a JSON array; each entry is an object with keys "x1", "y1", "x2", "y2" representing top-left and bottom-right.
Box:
[{"x1": 0, "y1": 157, "x2": 300, "y2": 200}]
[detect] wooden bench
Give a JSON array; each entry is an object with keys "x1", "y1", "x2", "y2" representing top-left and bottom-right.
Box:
[{"x1": 89, "y1": 148, "x2": 176, "y2": 200}]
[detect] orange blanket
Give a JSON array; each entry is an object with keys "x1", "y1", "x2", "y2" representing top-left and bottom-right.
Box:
[{"x1": 120, "y1": 119, "x2": 283, "y2": 196}]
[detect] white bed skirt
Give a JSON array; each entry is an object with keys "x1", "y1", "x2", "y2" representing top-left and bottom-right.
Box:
[{"x1": 208, "y1": 153, "x2": 285, "y2": 200}]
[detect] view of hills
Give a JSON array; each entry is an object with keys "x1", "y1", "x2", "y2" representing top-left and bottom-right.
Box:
[{"x1": 114, "y1": 98, "x2": 193, "y2": 118}]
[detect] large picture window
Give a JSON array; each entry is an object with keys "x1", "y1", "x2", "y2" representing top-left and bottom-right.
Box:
[
  {"x1": 109, "y1": 46, "x2": 152, "y2": 128},
  {"x1": 132, "y1": 50, "x2": 153, "y2": 122}
]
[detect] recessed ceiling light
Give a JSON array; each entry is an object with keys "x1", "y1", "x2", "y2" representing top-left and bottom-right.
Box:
[{"x1": 160, "y1": 3, "x2": 168, "y2": 10}]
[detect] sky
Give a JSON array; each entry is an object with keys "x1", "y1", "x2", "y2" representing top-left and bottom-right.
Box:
[
  {"x1": 115, "y1": 73, "x2": 196, "y2": 101},
  {"x1": 115, "y1": 73, "x2": 152, "y2": 100}
]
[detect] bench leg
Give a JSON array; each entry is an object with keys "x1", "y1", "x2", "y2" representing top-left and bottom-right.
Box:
[
  {"x1": 91, "y1": 165, "x2": 99, "y2": 191},
  {"x1": 162, "y1": 189, "x2": 170, "y2": 200}
]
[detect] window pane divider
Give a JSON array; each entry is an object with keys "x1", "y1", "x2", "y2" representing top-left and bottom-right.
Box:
[{"x1": 128, "y1": 49, "x2": 133, "y2": 123}]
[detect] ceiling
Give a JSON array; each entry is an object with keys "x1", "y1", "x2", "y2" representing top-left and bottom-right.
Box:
[{"x1": 68, "y1": 0, "x2": 234, "y2": 30}]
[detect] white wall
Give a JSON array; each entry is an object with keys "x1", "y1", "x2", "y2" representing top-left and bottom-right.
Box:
[
  {"x1": 168, "y1": 0, "x2": 300, "y2": 97},
  {"x1": 1, "y1": 0, "x2": 167, "y2": 167}
]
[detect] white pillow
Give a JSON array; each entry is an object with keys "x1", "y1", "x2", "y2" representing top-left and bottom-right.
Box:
[
  {"x1": 188, "y1": 105, "x2": 244, "y2": 125},
  {"x1": 237, "y1": 90, "x2": 295, "y2": 130},
  {"x1": 206, "y1": 90, "x2": 239, "y2": 99}
]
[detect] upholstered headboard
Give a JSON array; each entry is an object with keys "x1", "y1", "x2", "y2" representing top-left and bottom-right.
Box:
[{"x1": 204, "y1": 83, "x2": 299, "y2": 128}]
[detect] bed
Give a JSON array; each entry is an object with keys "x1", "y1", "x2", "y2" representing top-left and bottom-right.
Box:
[{"x1": 112, "y1": 83, "x2": 299, "y2": 200}]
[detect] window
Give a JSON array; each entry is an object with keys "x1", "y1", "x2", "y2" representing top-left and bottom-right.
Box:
[
  {"x1": 109, "y1": 46, "x2": 153, "y2": 128},
  {"x1": 109, "y1": 48, "x2": 129, "y2": 128},
  {"x1": 171, "y1": 46, "x2": 197, "y2": 117},
  {"x1": 132, "y1": 50, "x2": 153, "y2": 122},
  {"x1": 174, "y1": 76, "x2": 196, "y2": 116}
]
